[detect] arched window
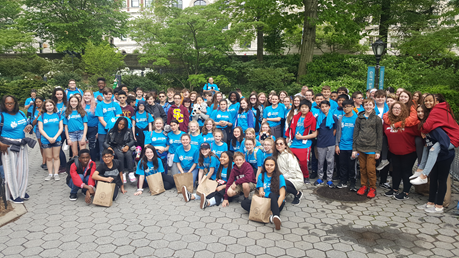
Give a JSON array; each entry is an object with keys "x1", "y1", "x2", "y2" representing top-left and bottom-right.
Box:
[
  {"x1": 172, "y1": 0, "x2": 183, "y2": 9},
  {"x1": 194, "y1": 0, "x2": 206, "y2": 6}
]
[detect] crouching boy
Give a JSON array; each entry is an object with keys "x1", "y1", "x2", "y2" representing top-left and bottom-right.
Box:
[
  {"x1": 222, "y1": 152, "x2": 256, "y2": 207},
  {"x1": 68, "y1": 149, "x2": 96, "y2": 203},
  {"x1": 92, "y1": 149, "x2": 127, "y2": 201}
]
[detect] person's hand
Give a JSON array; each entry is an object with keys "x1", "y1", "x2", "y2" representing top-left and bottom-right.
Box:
[
  {"x1": 85, "y1": 191, "x2": 92, "y2": 204},
  {"x1": 259, "y1": 189, "x2": 265, "y2": 197},
  {"x1": 231, "y1": 183, "x2": 236, "y2": 190},
  {"x1": 375, "y1": 153, "x2": 380, "y2": 160},
  {"x1": 24, "y1": 125, "x2": 33, "y2": 133},
  {"x1": 133, "y1": 136, "x2": 137, "y2": 142},
  {"x1": 295, "y1": 132, "x2": 302, "y2": 140},
  {"x1": 121, "y1": 186, "x2": 127, "y2": 194},
  {"x1": 0, "y1": 142, "x2": 10, "y2": 155},
  {"x1": 106, "y1": 177, "x2": 114, "y2": 183},
  {"x1": 108, "y1": 147, "x2": 114, "y2": 152},
  {"x1": 335, "y1": 146, "x2": 340, "y2": 155},
  {"x1": 222, "y1": 200, "x2": 229, "y2": 207},
  {"x1": 352, "y1": 151, "x2": 358, "y2": 159},
  {"x1": 49, "y1": 138, "x2": 56, "y2": 144},
  {"x1": 97, "y1": 96, "x2": 104, "y2": 101},
  {"x1": 122, "y1": 146, "x2": 129, "y2": 152},
  {"x1": 421, "y1": 133, "x2": 426, "y2": 139},
  {"x1": 67, "y1": 139, "x2": 72, "y2": 145}
]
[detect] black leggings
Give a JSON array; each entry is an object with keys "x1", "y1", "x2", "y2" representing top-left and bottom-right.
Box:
[
  {"x1": 206, "y1": 189, "x2": 226, "y2": 206},
  {"x1": 138, "y1": 173, "x2": 175, "y2": 190},
  {"x1": 135, "y1": 126, "x2": 149, "y2": 147},
  {"x1": 241, "y1": 193, "x2": 285, "y2": 216},
  {"x1": 428, "y1": 155, "x2": 454, "y2": 206},
  {"x1": 391, "y1": 152, "x2": 417, "y2": 193},
  {"x1": 285, "y1": 180, "x2": 298, "y2": 196}
]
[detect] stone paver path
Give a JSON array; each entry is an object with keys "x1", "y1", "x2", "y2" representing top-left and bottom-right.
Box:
[{"x1": 1, "y1": 145, "x2": 459, "y2": 258}]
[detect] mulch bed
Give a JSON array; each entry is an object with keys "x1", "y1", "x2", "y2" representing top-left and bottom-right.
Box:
[
  {"x1": 315, "y1": 186, "x2": 369, "y2": 203},
  {"x1": 0, "y1": 201, "x2": 14, "y2": 217}
]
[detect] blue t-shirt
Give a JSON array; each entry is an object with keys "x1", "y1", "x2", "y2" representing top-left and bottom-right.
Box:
[
  {"x1": 167, "y1": 131, "x2": 185, "y2": 154},
  {"x1": 56, "y1": 102, "x2": 66, "y2": 117},
  {"x1": 66, "y1": 88, "x2": 84, "y2": 99},
  {"x1": 25, "y1": 98, "x2": 35, "y2": 113},
  {"x1": 203, "y1": 132, "x2": 214, "y2": 144},
  {"x1": 329, "y1": 99, "x2": 338, "y2": 111},
  {"x1": 311, "y1": 106, "x2": 321, "y2": 119},
  {"x1": 94, "y1": 91, "x2": 114, "y2": 103},
  {"x1": 133, "y1": 111, "x2": 153, "y2": 129},
  {"x1": 203, "y1": 83, "x2": 219, "y2": 93},
  {"x1": 244, "y1": 148, "x2": 263, "y2": 169},
  {"x1": 190, "y1": 133, "x2": 204, "y2": 148},
  {"x1": 229, "y1": 140, "x2": 243, "y2": 152},
  {"x1": 198, "y1": 156, "x2": 221, "y2": 180},
  {"x1": 173, "y1": 145, "x2": 199, "y2": 170},
  {"x1": 85, "y1": 104, "x2": 99, "y2": 127},
  {"x1": 31, "y1": 109, "x2": 40, "y2": 133},
  {"x1": 228, "y1": 103, "x2": 240, "y2": 122},
  {"x1": 211, "y1": 142, "x2": 228, "y2": 157},
  {"x1": 256, "y1": 173, "x2": 286, "y2": 198},
  {"x1": 236, "y1": 111, "x2": 254, "y2": 133},
  {"x1": 257, "y1": 152, "x2": 273, "y2": 167},
  {"x1": 105, "y1": 117, "x2": 132, "y2": 132},
  {"x1": 220, "y1": 166, "x2": 229, "y2": 182},
  {"x1": 38, "y1": 113, "x2": 62, "y2": 144},
  {"x1": 241, "y1": 139, "x2": 262, "y2": 153},
  {"x1": 339, "y1": 114, "x2": 358, "y2": 151},
  {"x1": 145, "y1": 131, "x2": 168, "y2": 147},
  {"x1": 64, "y1": 110, "x2": 88, "y2": 132},
  {"x1": 263, "y1": 105, "x2": 285, "y2": 127},
  {"x1": 333, "y1": 108, "x2": 344, "y2": 121},
  {"x1": 135, "y1": 159, "x2": 164, "y2": 177},
  {"x1": 290, "y1": 117, "x2": 313, "y2": 149},
  {"x1": 317, "y1": 115, "x2": 338, "y2": 148},
  {"x1": 0, "y1": 111, "x2": 28, "y2": 139},
  {"x1": 135, "y1": 98, "x2": 145, "y2": 107},
  {"x1": 95, "y1": 101, "x2": 122, "y2": 134},
  {"x1": 211, "y1": 110, "x2": 232, "y2": 129}
]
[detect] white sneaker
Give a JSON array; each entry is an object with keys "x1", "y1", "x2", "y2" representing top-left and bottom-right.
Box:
[
  {"x1": 45, "y1": 175, "x2": 52, "y2": 181},
  {"x1": 417, "y1": 203, "x2": 434, "y2": 210},
  {"x1": 272, "y1": 215, "x2": 282, "y2": 230},
  {"x1": 129, "y1": 172, "x2": 137, "y2": 183},
  {"x1": 123, "y1": 173, "x2": 127, "y2": 184},
  {"x1": 425, "y1": 206, "x2": 444, "y2": 213},
  {"x1": 269, "y1": 215, "x2": 273, "y2": 224},
  {"x1": 54, "y1": 174, "x2": 60, "y2": 181},
  {"x1": 409, "y1": 171, "x2": 422, "y2": 179},
  {"x1": 410, "y1": 176, "x2": 427, "y2": 185}
]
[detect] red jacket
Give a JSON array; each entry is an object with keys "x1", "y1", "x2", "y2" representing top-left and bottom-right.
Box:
[
  {"x1": 383, "y1": 123, "x2": 420, "y2": 155},
  {"x1": 421, "y1": 102, "x2": 459, "y2": 147},
  {"x1": 285, "y1": 112, "x2": 316, "y2": 139},
  {"x1": 224, "y1": 161, "x2": 255, "y2": 200},
  {"x1": 167, "y1": 105, "x2": 189, "y2": 132},
  {"x1": 70, "y1": 160, "x2": 96, "y2": 188}
]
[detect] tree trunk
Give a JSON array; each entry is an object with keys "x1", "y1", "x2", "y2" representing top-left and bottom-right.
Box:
[
  {"x1": 379, "y1": 0, "x2": 390, "y2": 42},
  {"x1": 297, "y1": 0, "x2": 318, "y2": 82},
  {"x1": 257, "y1": 26, "x2": 263, "y2": 62}
]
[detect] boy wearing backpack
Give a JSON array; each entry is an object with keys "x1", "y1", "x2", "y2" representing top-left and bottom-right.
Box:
[{"x1": 68, "y1": 149, "x2": 96, "y2": 203}]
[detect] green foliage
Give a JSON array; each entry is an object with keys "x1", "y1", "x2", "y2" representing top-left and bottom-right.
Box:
[
  {"x1": 122, "y1": 75, "x2": 159, "y2": 92},
  {"x1": 246, "y1": 67, "x2": 296, "y2": 94},
  {"x1": 0, "y1": 78, "x2": 47, "y2": 104},
  {"x1": 47, "y1": 72, "x2": 83, "y2": 88},
  {"x1": 0, "y1": 55, "x2": 49, "y2": 80},
  {"x1": 187, "y1": 74, "x2": 207, "y2": 92},
  {"x1": 36, "y1": 84, "x2": 57, "y2": 100},
  {"x1": 82, "y1": 41, "x2": 125, "y2": 82},
  {"x1": 22, "y1": 0, "x2": 129, "y2": 52},
  {"x1": 0, "y1": 0, "x2": 35, "y2": 53}
]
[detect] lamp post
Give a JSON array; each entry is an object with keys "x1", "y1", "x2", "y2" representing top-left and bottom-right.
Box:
[{"x1": 372, "y1": 39, "x2": 387, "y2": 90}]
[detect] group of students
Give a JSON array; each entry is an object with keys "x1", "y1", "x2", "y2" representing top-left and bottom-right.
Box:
[{"x1": 0, "y1": 77, "x2": 457, "y2": 230}]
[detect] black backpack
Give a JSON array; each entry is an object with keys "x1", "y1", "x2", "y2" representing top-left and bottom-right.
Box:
[{"x1": 65, "y1": 156, "x2": 94, "y2": 185}]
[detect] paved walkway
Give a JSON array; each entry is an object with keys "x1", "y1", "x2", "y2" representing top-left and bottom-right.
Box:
[{"x1": 1, "y1": 145, "x2": 459, "y2": 258}]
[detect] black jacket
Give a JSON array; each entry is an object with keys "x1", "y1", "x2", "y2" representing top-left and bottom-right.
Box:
[
  {"x1": 103, "y1": 129, "x2": 135, "y2": 150},
  {"x1": 145, "y1": 103, "x2": 167, "y2": 122}
]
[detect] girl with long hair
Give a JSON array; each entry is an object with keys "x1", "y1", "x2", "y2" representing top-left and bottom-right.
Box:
[
  {"x1": 31, "y1": 97, "x2": 46, "y2": 169},
  {"x1": 285, "y1": 96, "x2": 301, "y2": 132},
  {"x1": 249, "y1": 93, "x2": 262, "y2": 133},
  {"x1": 202, "y1": 118, "x2": 216, "y2": 144},
  {"x1": 64, "y1": 95, "x2": 88, "y2": 158},
  {"x1": 244, "y1": 138, "x2": 263, "y2": 174},
  {"x1": 188, "y1": 120, "x2": 203, "y2": 148},
  {"x1": 134, "y1": 145, "x2": 175, "y2": 195},
  {"x1": 234, "y1": 98, "x2": 254, "y2": 134},
  {"x1": 210, "y1": 92, "x2": 223, "y2": 111},
  {"x1": 258, "y1": 122, "x2": 275, "y2": 145},
  {"x1": 241, "y1": 157, "x2": 286, "y2": 230},
  {"x1": 210, "y1": 129, "x2": 228, "y2": 158},
  {"x1": 82, "y1": 90, "x2": 99, "y2": 160},
  {"x1": 211, "y1": 99, "x2": 233, "y2": 143},
  {"x1": 227, "y1": 91, "x2": 241, "y2": 121},
  {"x1": 132, "y1": 100, "x2": 153, "y2": 148},
  {"x1": 173, "y1": 134, "x2": 199, "y2": 184},
  {"x1": 197, "y1": 142, "x2": 220, "y2": 183},
  {"x1": 167, "y1": 119, "x2": 186, "y2": 175},
  {"x1": 230, "y1": 126, "x2": 244, "y2": 153},
  {"x1": 144, "y1": 118, "x2": 170, "y2": 174},
  {"x1": 51, "y1": 87, "x2": 68, "y2": 170}
]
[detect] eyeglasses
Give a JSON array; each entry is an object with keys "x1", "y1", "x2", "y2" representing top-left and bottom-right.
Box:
[
  {"x1": 102, "y1": 155, "x2": 113, "y2": 159},
  {"x1": 159, "y1": 96, "x2": 166, "y2": 98},
  {"x1": 250, "y1": 98, "x2": 256, "y2": 100},
  {"x1": 276, "y1": 143, "x2": 284, "y2": 146}
]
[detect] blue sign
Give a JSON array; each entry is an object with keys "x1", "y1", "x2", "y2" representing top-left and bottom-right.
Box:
[
  {"x1": 379, "y1": 66, "x2": 385, "y2": 90},
  {"x1": 366, "y1": 66, "x2": 375, "y2": 90}
]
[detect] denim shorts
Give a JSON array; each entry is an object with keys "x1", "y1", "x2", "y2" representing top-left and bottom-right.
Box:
[
  {"x1": 41, "y1": 141, "x2": 63, "y2": 149},
  {"x1": 68, "y1": 130, "x2": 85, "y2": 142}
]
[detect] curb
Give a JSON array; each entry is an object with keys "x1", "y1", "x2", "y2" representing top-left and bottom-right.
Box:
[{"x1": 0, "y1": 203, "x2": 27, "y2": 227}]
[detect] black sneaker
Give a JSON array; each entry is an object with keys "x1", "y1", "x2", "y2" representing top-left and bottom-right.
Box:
[
  {"x1": 384, "y1": 189, "x2": 397, "y2": 197},
  {"x1": 292, "y1": 197, "x2": 300, "y2": 205},
  {"x1": 349, "y1": 182, "x2": 357, "y2": 192},
  {"x1": 309, "y1": 172, "x2": 318, "y2": 179},
  {"x1": 24, "y1": 193, "x2": 29, "y2": 200},
  {"x1": 393, "y1": 192, "x2": 409, "y2": 200},
  {"x1": 336, "y1": 183, "x2": 347, "y2": 189},
  {"x1": 296, "y1": 191, "x2": 303, "y2": 201},
  {"x1": 41, "y1": 164, "x2": 48, "y2": 170},
  {"x1": 182, "y1": 186, "x2": 191, "y2": 202},
  {"x1": 12, "y1": 197, "x2": 24, "y2": 204},
  {"x1": 69, "y1": 194, "x2": 78, "y2": 201}
]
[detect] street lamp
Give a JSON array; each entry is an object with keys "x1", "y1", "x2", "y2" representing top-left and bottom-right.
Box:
[{"x1": 372, "y1": 39, "x2": 386, "y2": 90}]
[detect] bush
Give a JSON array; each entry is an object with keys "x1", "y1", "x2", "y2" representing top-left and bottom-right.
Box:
[
  {"x1": 0, "y1": 78, "x2": 48, "y2": 104},
  {"x1": 122, "y1": 75, "x2": 158, "y2": 92},
  {"x1": 47, "y1": 71, "x2": 84, "y2": 88}
]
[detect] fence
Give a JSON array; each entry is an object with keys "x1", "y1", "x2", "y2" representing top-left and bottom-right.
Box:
[{"x1": 451, "y1": 148, "x2": 459, "y2": 192}]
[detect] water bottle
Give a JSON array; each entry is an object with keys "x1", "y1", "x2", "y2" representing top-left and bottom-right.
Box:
[
  {"x1": 112, "y1": 79, "x2": 118, "y2": 89},
  {"x1": 135, "y1": 146, "x2": 142, "y2": 161},
  {"x1": 351, "y1": 153, "x2": 359, "y2": 160}
]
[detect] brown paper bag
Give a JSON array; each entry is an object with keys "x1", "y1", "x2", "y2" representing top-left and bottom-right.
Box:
[
  {"x1": 173, "y1": 173, "x2": 194, "y2": 193},
  {"x1": 93, "y1": 182, "x2": 116, "y2": 207},
  {"x1": 196, "y1": 177, "x2": 218, "y2": 196},
  {"x1": 146, "y1": 173, "x2": 165, "y2": 195},
  {"x1": 249, "y1": 195, "x2": 272, "y2": 223}
]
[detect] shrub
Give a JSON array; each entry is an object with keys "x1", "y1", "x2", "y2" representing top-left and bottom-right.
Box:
[{"x1": 0, "y1": 78, "x2": 48, "y2": 104}]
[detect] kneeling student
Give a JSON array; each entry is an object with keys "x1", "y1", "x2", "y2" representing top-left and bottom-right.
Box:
[
  {"x1": 222, "y1": 152, "x2": 256, "y2": 207},
  {"x1": 92, "y1": 149, "x2": 127, "y2": 201},
  {"x1": 68, "y1": 149, "x2": 96, "y2": 203}
]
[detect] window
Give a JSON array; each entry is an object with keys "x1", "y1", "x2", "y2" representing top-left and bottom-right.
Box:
[
  {"x1": 194, "y1": 0, "x2": 206, "y2": 6},
  {"x1": 368, "y1": 36, "x2": 375, "y2": 46},
  {"x1": 145, "y1": 0, "x2": 153, "y2": 7},
  {"x1": 131, "y1": 0, "x2": 139, "y2": 7},
  {"x1": 240, "y1": 41, "x2": 251, "y2": 48},
  {"x1": 172, "y1": 0, "x2": 182, "y2": 9}
]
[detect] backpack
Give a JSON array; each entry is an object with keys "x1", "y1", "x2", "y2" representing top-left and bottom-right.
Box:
[{"x1": 65, "y1": 156, "x2": 94, "y2": 185}]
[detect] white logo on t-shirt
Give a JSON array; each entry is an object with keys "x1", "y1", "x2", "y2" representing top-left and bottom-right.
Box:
[{"x1": 10, "y1": 121, "x2": 17, "y2": 128}]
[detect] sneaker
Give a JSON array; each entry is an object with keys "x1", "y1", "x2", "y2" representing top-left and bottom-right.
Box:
[
  {"x1": 327, "y1": 181, "x2": 336, "y2": 188},
  {"x1": 129, "y1": 172, "x2": 137, "y2": 183},
  {"x1": 304, "y1": 178, "x2": 310, "y2": 184},
  {"x1": 410, "y1": 176, "x2": 427, "y2": 185},
  {"x1": 417, "y1": 203, "x2": 434, "y2": 210},
  {"x1": 309, "y1": 172, "x2": 317, "y2": 179},
  {"x1": 69, "y1": 194, "x2": 78, "y2": 201},
  {"x1": 425, "y1": 206, "x2": 444, "y2": 213},
  {"x1": 349, "y1": 183, "x2": 357, "y2": 192},
  {"x1": 376, "y1": 159, "x2": 390, "y2": 171},
  {"x1": 182, "y1": 186, "x2": 191, "y2": 202},
  {"x1": 54, "y1": 174, "x2": 60, "y2": 181},
  {"x1": 409, "y1": 171, "x2": 422, "y2": 179},
  {"x1": 384, "y1": 189, "x2": 397, "y2": 197},
  {"x1": 393, "y1": 192, "x2": 409, "y2": 200},
  {"x1": 356, "y1": 186, "x2": 368, "y2": 196},
  {"x1": 296, "y1": 191, "x2": 303, "y2": 201},
  {"x1": 292, "y1": 196, "x2": 300, "y2": 205},
  {"x1": 24, "y1": 193, "x2": 29, "y2": 200},
  {"x1": 200, "y1": 193, "x2": 208, "y2": 209},
  {"x1": 41, "y1": 164, "x2": 47, "y2": 170},
  {"x1": 367, "y1": 188, "x2": 376, "y2": 198},
  {"x1": 272, "y1": 215, "x2": 282, "y2": 230},
  {"x1": 123, "y1": 173, "x2": 127, "y2": 184},
  {"x1": 45, "y1": 175, "x2": 53, "y2": 181},
  {"x1": 58, "y1": 167, "x2": 66, "y2": 173},
  {"x1": 379, "y1": 182, "x2": 391, "y2": 189},
  {"x1": 12, "y1": 197, "x2": 24, "y2": 204},
  {"x1": 269, "y1": 215, "x2": 273, "y2": 224},
  {"x1": 314, "y1": 179, "x2": 323, "y2": 186},
  {"x1": 336, "y1": 183, "x2": 347, "y2": 189}
]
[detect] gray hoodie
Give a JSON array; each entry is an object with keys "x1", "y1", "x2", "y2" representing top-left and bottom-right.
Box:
[{"x1": 352, "y1": 110, "x2": 383, "y2": 154}]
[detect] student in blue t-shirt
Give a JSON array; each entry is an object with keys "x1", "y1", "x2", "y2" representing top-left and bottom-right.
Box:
[
  {"x1": 66, "y1": 79, "x2": 84, "y2": 100},
  {"x1": 64, "y1": 95, "x2": 88, "y2": 159},
  {"x1": 202, "y1": 119, "x2": 215, "y2": 144},
  {"x1": 234, "y1": 98, "x2": 255, "y2": 134},
  {"x1": 38, "y1": 100, "x2": 64, "y2": 181},
  {"x1": 210, "y1": 129, "x2": 228, "y2": 158},
  {"x1": 197, "y1": 143, "x2": 220, "y2": 182},
  {"x1": 211, "y1": 100, "x2": 233, "y2": 143},
  {"x1": 132, "y1": 100, "x2": 153, "y2": 148},
  {"x1": 203, "y1": 77, "x2": 219, "y2": 96},
  {"x1": 263, "y1": 95, "x2": 285, "y2": 139},
  {"x1": 24, "y1": 89, "x2": 37, "y2": 118},
  {"x1": 335, "y1": 99, "x2": 358, "y2": 191},
  {"x1": 188, "y1": 121, "x2": 203, "y2": 148},
  {"x1": 230, "y1": 127, "x2": 244, "y2": 153},
  {"x1": 145, "y1": 118, "x2": 169, "y2": 174},
  {"x1": 241, "y1": 157, "x2": 286, "y2": 230},
  {"x1": 30, "y1": 97, "x2": 46, "y2": 169},
  {"x1": 95, "y1": 87, "x2": 122, "y2": 159},
  {"x1": 256, "y1": 138, "x2": 274, "y2": 180},
  {"x1": 243, "y1": 138, "x2": 263, "y2": 174},
  {"x1": 227, "y1": 91, "x2": 240, "y2": 123},
  {"x1": 134, "y1": 145, "x2": 175, "y2": 196},
  {"x1": 173, "y1": 134, "x2": 200, "y2": 184},
  {"x1": 82, "y1": 90, "x2": 100, "y2": 161},
  {"x1": 168, "y1": 119, "x2": 185, "y2": 175}
]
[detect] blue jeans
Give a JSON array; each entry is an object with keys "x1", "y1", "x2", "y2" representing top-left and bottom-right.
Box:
[
  {"x1": 418, "y1": 143, "x2": 455, "y2": 176},
  {"x1": 68, "y1": 174, "x2": 90, "y2": 194},
  {"x1": 87, "y1": 126, "x2": 98, "y2": 162}
]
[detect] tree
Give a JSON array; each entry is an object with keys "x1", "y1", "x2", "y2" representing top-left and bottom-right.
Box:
[
  {"x1": 81, "y1": 41, "x2": 125, "y2": 82},
  {"x1": 129, "y1": 2, "x2": 237, "y2": 88},
  {"x1": 0, "y1": 0, "x2": 35, "y2": 53},
  {"x1": 22, "y1": 0, "x2": 129, "y2": 52}
]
